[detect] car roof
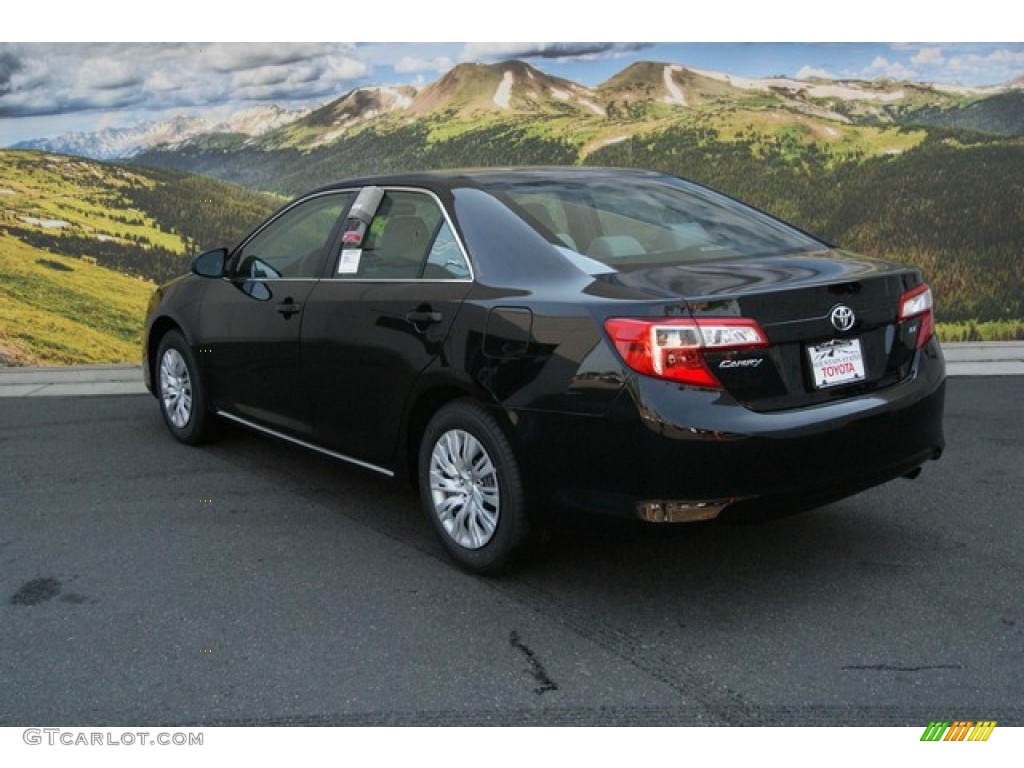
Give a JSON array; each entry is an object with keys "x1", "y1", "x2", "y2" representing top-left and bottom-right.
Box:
[{"x1": 307, "y1": 166, "x2": 676, "y2": 196}]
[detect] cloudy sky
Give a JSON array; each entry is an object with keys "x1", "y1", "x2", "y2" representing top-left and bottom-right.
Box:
[{"x1": 2, "y1": 40, "x2": 1021, "y2": 147}]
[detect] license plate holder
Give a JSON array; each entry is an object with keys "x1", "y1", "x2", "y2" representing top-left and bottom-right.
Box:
[{"x1": 807, "y1": 338, "x2": 866, "y2": 389}]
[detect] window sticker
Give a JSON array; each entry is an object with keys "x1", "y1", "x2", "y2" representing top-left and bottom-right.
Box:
[{"x1": 337, "y1": 249, "x2": 362, "y2": 274}]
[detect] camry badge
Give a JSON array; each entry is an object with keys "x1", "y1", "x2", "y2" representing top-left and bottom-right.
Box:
[{"x1": 830, "y1": 305, "x2": 856, "y2": 332}]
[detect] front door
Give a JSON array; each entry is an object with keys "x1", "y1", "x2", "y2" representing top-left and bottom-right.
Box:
[{"x1": 200, "y1": 191, "x2": 354, "y2": 436}]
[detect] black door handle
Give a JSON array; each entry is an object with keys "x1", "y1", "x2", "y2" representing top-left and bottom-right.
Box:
[
  {"x1": 405, "y1": 309, "x2": 443, "y2": 325},
  {"x1": 276, "y1": 300, "x2": 302, "y2": 318}
]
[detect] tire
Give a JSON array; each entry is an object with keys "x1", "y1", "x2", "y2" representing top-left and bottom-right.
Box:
[
  {"x1": 418, "y1": 400, "x2": 529, "y2": 574},
  {"x1": 155, "y1": 330, "x2": 217, "y2": 445}
]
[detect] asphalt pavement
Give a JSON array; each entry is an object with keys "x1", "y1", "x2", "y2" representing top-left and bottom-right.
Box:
[{"x1": 0, "y1": 375, "x2": 1021, "y2": 726}]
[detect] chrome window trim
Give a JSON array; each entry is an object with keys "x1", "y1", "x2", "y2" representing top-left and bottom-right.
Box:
[
  {"x1": 323, "y1": 186, "x2": 475, "y2": 283},
  {"x1": 216, "y1": 411, "x2": 395, "y2": 477},
  {"x1": 225, "y1": 277, "x2": 321, "y2": 283}
]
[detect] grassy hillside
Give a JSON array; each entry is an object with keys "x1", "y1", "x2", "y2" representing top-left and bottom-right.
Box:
[
  {"x1": 0, "y1": 233, "x2": 152, "y2": 365},
  {"x1": 0, "y1": 151, "x2": 280, "y2": 364}
]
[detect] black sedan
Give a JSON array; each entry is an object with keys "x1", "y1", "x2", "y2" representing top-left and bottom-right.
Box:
[{"x1": 143, "y1": 168, "x2": 945, "y2": 573}]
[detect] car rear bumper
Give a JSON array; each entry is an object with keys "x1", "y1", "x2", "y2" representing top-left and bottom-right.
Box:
[{"x1": 511, "y1": 342, "x2": 946, "y2": 521}]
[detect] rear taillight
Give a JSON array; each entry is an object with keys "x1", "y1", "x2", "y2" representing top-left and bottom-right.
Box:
[
  {"x1": 899, "y1": 284, "x2": 934, "y2": 349},
  {"x1": 604, "y1": 317, "x2": 768, "y2": 388}
]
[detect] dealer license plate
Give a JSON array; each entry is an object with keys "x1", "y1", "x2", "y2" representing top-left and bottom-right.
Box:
[{"x1": 807, "y1": 338, "x2": 866, "y2": 389}]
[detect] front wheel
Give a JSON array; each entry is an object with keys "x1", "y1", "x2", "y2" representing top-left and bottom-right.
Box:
[
  {"x1": 155, "y1": 330, "x2": 217, "y2": 445},
  {"x1": 418, "y1": 401, "x2": 529, "y2": 574}
]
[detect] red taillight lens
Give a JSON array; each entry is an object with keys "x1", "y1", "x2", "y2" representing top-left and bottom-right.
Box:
[
  {"x1": 899, "y1": 284, "x2": 934, "y2": 349},
  {"x1": 604, "y1": 317, "x2": 768, "y2": 388}
]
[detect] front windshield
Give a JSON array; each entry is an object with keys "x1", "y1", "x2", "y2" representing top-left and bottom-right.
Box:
[{"x1": 479, "y1": 174, "x2": 824, "y2": 268}]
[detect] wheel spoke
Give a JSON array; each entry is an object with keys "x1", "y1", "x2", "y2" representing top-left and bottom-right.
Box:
[
  {"x1": 436, "y1": 433, "x2": 460, "y2": 476},
  {"x1": 477, "y1": 484, "x2": 499, "y2": 510},
  {"x1": 435, "y1": 495, "x2": 462, "y2": 519},
  {"x1": 429, "y1": 472, "x2": 462, "y2": 494},
  {"x1": 472, "y1": 452, "x2": 495, "y2": 478}
]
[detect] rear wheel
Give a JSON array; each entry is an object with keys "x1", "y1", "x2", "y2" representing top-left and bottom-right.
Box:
[
  {"x1": 155, "y1": 330, "x2": 217, "y2": 445},
  {"x1": 419, "y1": 401, "x2": 528, "y2": 574}
]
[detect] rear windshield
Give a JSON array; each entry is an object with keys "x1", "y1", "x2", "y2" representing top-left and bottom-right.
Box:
[{"x1": 478, "y1": 175, "x2": 824, "y2": 269}]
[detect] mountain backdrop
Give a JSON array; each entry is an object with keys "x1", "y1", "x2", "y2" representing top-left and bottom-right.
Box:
[{"x1": 2, "y1": 58, "x2": 1023, "y2": 364}]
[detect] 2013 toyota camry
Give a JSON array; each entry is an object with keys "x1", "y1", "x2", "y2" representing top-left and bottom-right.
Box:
[{"x1": 143, "y1": 167, "x2": 946, "y2": 573}]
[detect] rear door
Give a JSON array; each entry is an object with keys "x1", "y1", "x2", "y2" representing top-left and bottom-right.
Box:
[{"x1": 301, "y1": 188, "x2": 474, "y2": 466}]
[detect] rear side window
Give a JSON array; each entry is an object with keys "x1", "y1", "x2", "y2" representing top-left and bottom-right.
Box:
[
  {"x1": 484, "y1": 177, "x2": 823, "y2": 267},
  {"x1": 343, "y1": 190, "x2": 470, "y2": 280}
]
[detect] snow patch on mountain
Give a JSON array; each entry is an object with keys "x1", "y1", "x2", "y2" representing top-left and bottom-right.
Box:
[
  {"x1": 662, "y1": 65, "x2": 687, "y2": 106},
  {"x1": 380, "y1": 86, "x2": 414, "y2": 109},
  {"x1": 932, "y1": 82, "x2": 1002, "y2": 96},
  {"x1": 12, "y1": 116, "x2": 208, "y2": 160},
  {"x1": 12, "y1": 106, "x2": 307, "y2": 160},
  {"x1": 212, "y1": 105, "x2": 310, "y2": 135},
  {"x1": 21, "y1": 216, "x2": 68, "y2": 229},
  {"x1": 690, "y1": 67, "x2": 908, "y2": 102},
  {"x1": 494, "y1": 71, "x2": 514, "y2": 109}
]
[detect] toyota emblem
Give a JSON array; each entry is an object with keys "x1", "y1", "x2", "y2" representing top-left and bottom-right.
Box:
[{"x1": 830, "y1": 305, "x2": 856, "y2": 332}]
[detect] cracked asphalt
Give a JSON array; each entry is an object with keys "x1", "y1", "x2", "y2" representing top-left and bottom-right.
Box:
[{"x1": 0, "y1": 378, "x2": 1021, "y2": 726}]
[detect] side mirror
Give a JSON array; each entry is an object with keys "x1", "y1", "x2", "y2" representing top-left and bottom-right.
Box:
[{"x1": 191, "y1": 248, "x2": 227, "y2": 278}]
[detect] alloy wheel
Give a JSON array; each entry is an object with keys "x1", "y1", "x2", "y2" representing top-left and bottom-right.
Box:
[
  {"x1": 428, "y1": 428, "x2": 501, "y2": 550},
  {"x1": 159, "y1": 348, "x2": 193, "y2": 429}
]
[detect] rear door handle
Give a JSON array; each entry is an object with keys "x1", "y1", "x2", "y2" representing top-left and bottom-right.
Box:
[{"x1": 405, "y1": 309, "x2": 443, "y2": 325}]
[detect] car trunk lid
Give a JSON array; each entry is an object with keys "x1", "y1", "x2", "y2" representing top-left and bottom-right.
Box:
[{"x1": 597, "y1": 250, "x2": 928, "y2": 411}]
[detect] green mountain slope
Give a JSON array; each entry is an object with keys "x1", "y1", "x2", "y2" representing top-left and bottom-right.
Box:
[
  {"x1": 898, "y1": 90, "x2": 1024, "y2": 136},
  {"x1": 0, "y1": 151, "x2": 281, "y2": 364},
  {"x1": 585, "y1": 128, "x2": 1024, "y2": 323},
  {"x1": 0, "y1": 233, "x2": 152, "y2": 365}
]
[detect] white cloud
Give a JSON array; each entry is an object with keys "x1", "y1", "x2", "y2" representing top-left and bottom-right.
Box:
[
  {"x1": 0, "y1": 42, "x2": 373, "y2": 118},
  {"x1": 879, "y1": 44, "x2": 1023, "y2": 84},
  {"x1": 911, "y1": 46, "x2": 944, "y2": 66},
  {"x1": 206, "y1": 43, "x2": 349, "y2": 74},
  {"x1": 949, "y1": 48, "x2": 1024, "y2": 70},
  {"x1": 144, "y1": 71, "x2": 181, "y2": 93},
  {"x1": 460, "y1": 43, "x2": 545, "y2": 62},
  {"x1": 942, "y1": 47, "x2": 1024, "y2": 83},
  {"x1": 232, "y1": 65, "x2": 309, "y2": 89},
  {"x1": 458, "y1": 42, "x2": 646, "y2": 63},
  {"x1": 867, "y1": 56, "x2": 916, "y2": 80},
  {"x1": 394, "y1": 55, "x2": 453, "y2": 74},
  {"x1": 322, "y1": 55, "x2": 370, "y2": 81},
  {"x1": 75, "y1": 59, "x2": 142, "y2": 91},
  {"x1": 796, "y1": 65, "x2": 833, "y2": 80}
]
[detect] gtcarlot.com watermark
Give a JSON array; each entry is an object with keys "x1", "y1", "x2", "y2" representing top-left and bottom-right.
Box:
[{"x1": 23, "y1": 728, "x2": 203, "y2": 747}]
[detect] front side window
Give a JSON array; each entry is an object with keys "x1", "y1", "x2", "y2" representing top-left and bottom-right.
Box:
[{"x1": 234, "y1": 192, "x2": 353, "y2": 279}]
